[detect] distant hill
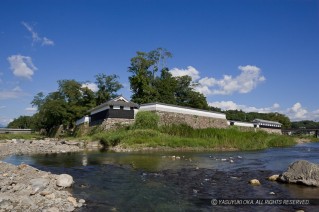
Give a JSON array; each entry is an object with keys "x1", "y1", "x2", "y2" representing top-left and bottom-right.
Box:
[
  {"x1": 0, "y1": 124, "x2": 6, "y2": 128},
  {"x1": 291, "y1": 120, "x2": 319, "y2": 129}
]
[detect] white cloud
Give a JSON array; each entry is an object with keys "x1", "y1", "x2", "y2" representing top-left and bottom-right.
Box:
[
  {"x1": 42, "y1": 37, "x2": 54, "y2": 46},
  {"x1": 82, "y1": 83, "x2": 99, "y2": 92},
  {"x1": 286, "y1": 102, "x2": 308, "y2": 121},
  {"x1": 7, "y1": 55, "x2": 37, "y2": 80},
  {"x1": 0, "y1": 86, "x2": 26, "y2": 100},
  {"x1": 22, "y1": 22, "x2": 54, "y2": 46},
  {"x1": 22, "y1": 22, "x2": 41, "y2": 43},
  {"x1": 209, "y1": 100, "x2": 319, "y2": 121},
  {"x1": 169, "y1": 65, "x2": 265, "y2": 96},
  {"x1": 169, "y1": 66, "x2": 200, "y2": 81},
  {"x1": 197, "y1": 65, "x2": 265, "y2": 95}
]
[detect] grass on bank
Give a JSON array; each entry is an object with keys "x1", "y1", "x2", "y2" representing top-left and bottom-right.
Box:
[
  {"x1": 90, "y1": 126, "x2": 296, "y2": 151},
  {"x1": 1, "y1": 112, "x2": 297, "y2": 151},
  {"x1": 0, "y1": 133, "x2": 43, "y2": 140},
  {"x1": 86, "y1": 111, "x2": 296, "y2": 151}
]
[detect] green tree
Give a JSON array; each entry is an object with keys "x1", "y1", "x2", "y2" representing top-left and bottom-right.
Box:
[
  {"x1": 153, "y1": 68, "x2": 177, "y2": 104},
  {"x1": 30, "y1": 75, "x2": 123, "y2": 134},
  {"x1": 95, "y1": 74, "x2": 123, "y2": 105},
  {"x1": 33, "y1": 91, "x2": 69, "y2": 132},
  {"x1": 58, "y1": 80, "x2": 83, "y2": 104},
  {"x1": 57, "y1": 80, "x2": 95, "y2": 126},
  {"x1": 128, "y1": 48, "x2": 208, "y2": 109},
  {"x1": 225, "y1": 110, "x2": 291, "y2": 128},
  {"x1": 292, "y1": 120, "x2": 319, "y2": 129},
  {"x1": 31, "y1": 92, "x2": 45, "y2": 109},
  {"x1": 128, "y1": 51, "x2": 158, "y2": 104},
  {"x1": 7, "y1": 116, "x2": 34, "y2": 129},
  {"x1": 174, "y1": 75, "x2": 208, "y2": 109},
  {"x1": 209, "y1": 106, "x2": 222, "y2": 113},
  {"x1": 148, "y1": 48, "x2": 173, "y2": 78},
  {"x1": 81, "y1": 86, "x2": 96, "y2": 109}
]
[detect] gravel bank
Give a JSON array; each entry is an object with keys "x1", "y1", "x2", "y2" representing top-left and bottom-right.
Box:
[
  {"x1": 0, "y1": 139, "x2": 85, "y2": 211},
  {"x1": 0, "y1": 139, "x2": 83, "y2": 158}
]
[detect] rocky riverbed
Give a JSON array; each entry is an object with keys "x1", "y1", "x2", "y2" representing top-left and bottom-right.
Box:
[
  {"x1": 0, "y1": 139, "x2": 85, "y2": 211},
  {"x1": 0, "y1": 139, "x2": 84, "y2": 158}
]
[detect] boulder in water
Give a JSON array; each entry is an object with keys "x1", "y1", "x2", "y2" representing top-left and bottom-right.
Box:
[
  {"x1": 267, "y1": 174, "x2": 279, "y2": 181},
  {"x1": 279, "y1": 160, "x2": 319, "y2": 186},
  {"x1": 249, "y1": 179, "x2": 261, "y2": 186},
  {"x1": 56, "y1": 174, "x2": 73, "y2": 187}
]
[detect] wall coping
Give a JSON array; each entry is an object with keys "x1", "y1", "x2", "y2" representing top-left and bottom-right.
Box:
[{"x1": 139, "y1": 103, "x2": 226, "y2": 119}]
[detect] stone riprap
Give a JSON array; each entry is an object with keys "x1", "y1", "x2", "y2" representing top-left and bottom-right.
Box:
[
  {"x1": 279, "y1": 160, "x2": 319, "y2": 187},
  {"x1": 0, "y1": 139, "x2": 85, "y2": 211},
  {"x1": 0, "y1": 161, "x2": 85, "y2": 211},
  {"x1": 156, "y1": 111, "x2": 228, "y2": 129}
]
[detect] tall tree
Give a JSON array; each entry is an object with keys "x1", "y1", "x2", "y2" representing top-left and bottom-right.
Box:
[
  {"x1": 128, "y1": 48, "x2": 209, "y2": 109},
  {"x1": 175, "y1": 75, "x2": 209, "y2": 109},
  {"x1": 58, "y1": 80, "x2": 83, "y2": 104},
  {"x1": 31, "y1": 92, "x2": 45, "y2": 109},
  {"x1": 128, "y1": 51, "x2": 158, "y2": 104},
  {"x1": 128, "y1": 48, "x2": 173, "y2": 104},
  {"x1": 153, "y1": 68, "x2": 177, "y2": 104},
  {"x1": 95, "y1": 74, "x2": 123, "y2": 105},
  {"x1": 38, "y1": 98, "x2": 69, "y2": 132}
]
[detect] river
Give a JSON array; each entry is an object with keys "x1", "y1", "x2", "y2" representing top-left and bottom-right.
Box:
[{"x1": 3, "y1": 142, "x2": 319, "y2": 212}]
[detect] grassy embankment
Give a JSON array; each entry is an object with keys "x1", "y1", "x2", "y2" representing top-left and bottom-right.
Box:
[
  {"x1": 1, "y1": 112, "x2": 301, "y2": 151},
  {"x1": 0, "y1": 133, "x2": 43, "y2": 140},
  {"x1": 80, "y1": 111, "x2": 296, "y2": 151},
  {"x1": 89, "y1": 126, "x2": 295, "y2": 151}
]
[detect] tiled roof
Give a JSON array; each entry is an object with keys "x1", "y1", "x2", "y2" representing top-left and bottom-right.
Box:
[
  {"x1": 89, "y1": 96, "x2": 139, "y2": 112},
  {"x1": 252, "y1": 119, "x2": 282, "y2": 125}
]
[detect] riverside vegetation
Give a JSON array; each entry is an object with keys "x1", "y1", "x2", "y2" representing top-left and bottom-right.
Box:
[{"x1": 76, "y1": 111, "x2": 296, "y2": 151}]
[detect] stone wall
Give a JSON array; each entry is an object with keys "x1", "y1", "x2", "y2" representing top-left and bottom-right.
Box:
[
  {"x1": 100, "y1": 118, "x2": 135, "y2": 130},
  {"x1": 155, "y1": 111, "x2": 228, "y2": 129},
  {"x1": 257, "y1": 127, "x2": 282, "y2": 134},
  {"x1": 228, "y1": 126, "x2": 282, "y2": 134}
]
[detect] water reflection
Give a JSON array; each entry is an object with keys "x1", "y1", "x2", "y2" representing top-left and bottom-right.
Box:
[
  {"x1": 5, "y1": 143, "x2": 319, "y2": 172},
  {"x1": 3, "y1": 143, "x2": 319, "y2": 211}
]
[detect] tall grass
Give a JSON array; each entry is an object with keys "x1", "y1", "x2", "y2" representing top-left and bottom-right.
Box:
[
  {"x1": 133, "y1": 111, "x2": 159, "y2": 130},
  {"x1": 88, "y1": 123, "x2": 296, "y2": 151}
]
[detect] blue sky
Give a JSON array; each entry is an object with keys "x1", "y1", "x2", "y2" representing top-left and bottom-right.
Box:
[{"x1": 1, "y1": 0, "x2": 319, "y2": 126}]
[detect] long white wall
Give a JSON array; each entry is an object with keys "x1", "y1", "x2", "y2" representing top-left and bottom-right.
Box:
[
  {"x1": 227, "y1": 121, "x2": 255, "y2": 128},
  {"x1": 139, "y1": 103, "x2": 226, "y2": 119}
]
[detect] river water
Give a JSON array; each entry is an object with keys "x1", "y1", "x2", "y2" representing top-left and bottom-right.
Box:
[{"x1": 4, "y1": 142, "x2": 319, "y2": 211}]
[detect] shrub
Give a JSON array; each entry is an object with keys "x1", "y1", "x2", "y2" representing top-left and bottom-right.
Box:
[
  {"x1": 133, "y1": 111, "x2": 159, "y2": 130},
  {"x1": 160, "y1": 124, "x2": 193, "y2": 137}
]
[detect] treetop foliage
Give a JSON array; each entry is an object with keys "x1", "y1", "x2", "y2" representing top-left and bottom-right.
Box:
[
  {"x1": 128, "y1": 48, "x2": 209, "y2": 109},
  {"x1": 220, "y1": 109, "x2": 292, "y2": 129},
  {"x1": 291, "y1": 120, "x2": 319, "y2": 129},
  {"x1": 24, "y1": 74, "x2": 122, "y2": 133}
]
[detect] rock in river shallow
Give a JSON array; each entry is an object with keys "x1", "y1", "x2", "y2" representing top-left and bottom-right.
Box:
[
  {"x1": 279, "y1": 160, "x2": 319, "y2": 186},
  {"x1": 249, "y1": 179, "x2": 261, "y2": 186},
  {"x1": 56, "y1": 174, "x2": 74, "y2": 187}
]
